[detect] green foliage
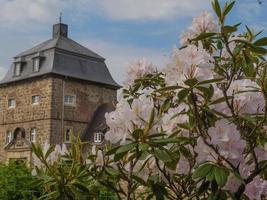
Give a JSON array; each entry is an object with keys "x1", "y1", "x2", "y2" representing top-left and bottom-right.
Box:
[
  {"x1": 31, "y1": 0, "x2": 267, "y2": 199},
  {"x1": 32, "y1": 137, "x2": 99, "y2": 200},
  {"x1": 0, "y1": 162, "x2": 41, "y2": 200}
]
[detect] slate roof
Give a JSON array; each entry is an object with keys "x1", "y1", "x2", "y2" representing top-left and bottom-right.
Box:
[{"x1": 0, "y1": 23, "x2": 120, "y2": 89}]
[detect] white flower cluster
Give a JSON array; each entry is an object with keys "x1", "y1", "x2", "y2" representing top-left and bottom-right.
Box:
[
  {"x1": 180, "y1": 11, "x2": 218, "y2": 45},
  {"x1": 105, "y1": 94, "x2": 155, "y2": 144},
  {"x1": 123, "y1": 58, "x2": 156, "y2": 86},
  {"x1": 164, "y1": 44, "x2": 213, "y2": 86}
]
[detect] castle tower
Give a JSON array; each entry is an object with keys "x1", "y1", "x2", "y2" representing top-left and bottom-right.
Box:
[{"x1": 0, "y1": 23, "x2": 119, "y2": 163}]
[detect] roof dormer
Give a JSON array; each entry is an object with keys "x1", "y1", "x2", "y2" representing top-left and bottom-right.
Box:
[
  {"x1": 32, "y1": 52, "x2": 44, "y2": 73},
  {"x1": 13, "y1": 57, "x2": 25, "y2": 77}
]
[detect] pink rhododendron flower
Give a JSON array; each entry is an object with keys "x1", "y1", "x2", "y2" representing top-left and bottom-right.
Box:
[
  {"x1": 180, "y1": 11, "x2": 218, "y2": 45},
  {"x1": 105, "y1": 94, "x2": 155, "y2": 144},
  {"x1": 164, "y1": 45, "x2": 213, "y2": 86},
  {"x1": 123, "y1": 58, "x2": 156, "y2": 86}
]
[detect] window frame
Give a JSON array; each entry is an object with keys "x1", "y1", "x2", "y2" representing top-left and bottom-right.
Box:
[
  {"x1": 32, "y1": 57, "x2": 40, "y2": 73},
  {"x1": 14, "y1": 62, "x2": 21, "y2": 77},
  {"x1": 31, "y1": 95, "x2": 40, "y2": 105},
  {"x1": 94, "y1": 132, "x2": 103, "y2": 143},
  {"x1": 64, "y1": 127, "x2": 73, "y2": 143},
  {"x1": 6, "y1": 131, "x2": 13, "y2": 144},
  {"x1": 7, "y1": 98, "x2": 16, "y2": 109},
  {"x1": 30, "y1": 128, "x2": 37, "y2": 142},
  {"x1": 64, "y1": 94, "x2": 76, "y2": 106}
]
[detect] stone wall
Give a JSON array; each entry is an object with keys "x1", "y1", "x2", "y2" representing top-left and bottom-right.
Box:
[
  {"x1": 50, "y1": 77, "x2": 117, "y2": 144},
  {"x1": 0, "y1": 77, "x2": 53, "y2": 162},
  {"x1": 0, "y1": 75, "x2": 117, "y2": 162}
]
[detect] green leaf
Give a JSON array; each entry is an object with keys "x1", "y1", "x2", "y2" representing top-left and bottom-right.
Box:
[
  {"x1": 116, "y1": 143, "x2": 136, "y2": 154},
  {"x1": 193, "y1": 163, "x2": 214, "y2": 179},
  {"x1": 156, "y1": 85, "x2": 183, "y2": 92},
  {"x1": 105, "y1": 167, "x2": 120, "y2": 176},
  {"x1": 222, "y1": 25, "x2": 237, "y2": 34},
  {"x1": 250, "y1": 46, "x2": 267, "y2": 55},
  {"x1": 154, "y1": 149, "x2": 172, "y2": 163},
  {"x1": 191, "y1": 32, "x2": 217, "y2": 41},
  {"x1": 45, "y1": 145, "x2": 55, "y2": 159},
  {"x1": 139, "y1": 143, "x2": 149, "y2": 152},
  {"x1": 198, "y1": 78, "x2": 223, "y2": 85},
  {"x1": 184, "y1": 78, "x2": 198, "y2": 87},
  {"x1": 145, "y1": 108, "x2": 155, "y2": 134},
  {"x1": 254, "y1": 37, "x2": 267, "y2": 46},
  {"x1": 132, "y1": 129, "x2": 144, "y2": 140},
  {"x1": 223, "y1": 1, "x2": 235, "y2": 16},
  {"x1": 214, "y1": 167, "x2": 228, "y2": 187},
  {"x1": 212, "y1": 0, "x2": 222, "y2": 19},
  {"x1": 151, "y1": 138, "x2": 180, "y2": 145},
  {"x1": 178, "y1": 89, "x2": 189, "y2": 101}
]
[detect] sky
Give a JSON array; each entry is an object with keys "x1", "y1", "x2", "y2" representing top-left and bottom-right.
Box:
[{"x1": 0, "y1": 0, "x2": 266, "y2": 84}]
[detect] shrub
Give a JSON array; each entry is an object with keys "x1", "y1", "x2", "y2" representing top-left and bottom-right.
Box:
[{"x1": 0, "y1": 161, "x2": 41, "y2": 200}]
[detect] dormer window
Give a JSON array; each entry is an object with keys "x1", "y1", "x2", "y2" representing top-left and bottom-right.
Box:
[
  {"x1": 33, "y1": 58, "x2": 40, "y2": 72},
  {"x1": 14, "y1": 62, "x2": 21, "y2": 77}
]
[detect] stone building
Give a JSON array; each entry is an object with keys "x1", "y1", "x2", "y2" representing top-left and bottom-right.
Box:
[{"x1": 0, "y1": 23, "x2": 120, "y2": 163}]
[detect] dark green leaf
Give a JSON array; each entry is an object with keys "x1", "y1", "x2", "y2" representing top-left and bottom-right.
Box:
[
  {"x1": 191, "y1": 32, "x2": 217, "y2": 41},
  {"x1": 116, "y1": 143, "x2": 136, "y2": 154},
  {"x1": 184, "y1": 78, "x2": 198, "y2": 87},
  {"x1": 193, "y1": 163, "x2": 214, "y2": 179},
  {"x1": 214, "y1": 167, "x2": 228, "y2": 187},
  {"x1": 178, "y1": 89, "x2": 189, "y2": 101},
  {"x1": 198, "y1": 78, "x2": 223, "y2": 85},
  {"x1": 254, "y1": 37, "x2": 267, "y2": 46},
  {"x1": 223, "y1": 1, "x2": 235, "y2": 16},
  {"x1": 212, "y1": 0, "x2": 222, "y2": 19},
  {"x1": 105, "y1": 167, "x2": 120, "y2": 176},
  {"x1": 154, "y1": 149, "x2": 172, "y2": 163}
]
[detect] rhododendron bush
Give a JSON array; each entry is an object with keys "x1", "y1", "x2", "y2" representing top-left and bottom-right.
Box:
[
  {"x1": 33, "y1": 0, "x2": 267, "y2": 199},
  {"x1": 103, "y1": 1, "x2": 267, "y2": 199}
]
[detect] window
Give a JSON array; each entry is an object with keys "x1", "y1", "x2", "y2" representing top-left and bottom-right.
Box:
[
  {"x1": 65, "y1": 127, "x2": 72, "y2": 143},
  {"x1": 8, "y1": 98, "x2": 16, "y2": 108},
  {"x1": 64, "y1": 95, "x2": 76, "y2": 106},
  {"x1": 30, "y1": 128, "x2": 37, "y2": 142},
  {"x1": 6, "y1": 131, "x2": 12, "y2": 144},
  {"x1": 94, "y1": 132, "x2": 102, "y2": 143},
  {"x1": 14, "y1": 62, "x2": 21, "y2": 76},
  {"x1": 33, "y1": 58, "x2": 40, "y2": 72},
  {"x1": 32, "y1": 95, "x2": 40, "y2": 105}
]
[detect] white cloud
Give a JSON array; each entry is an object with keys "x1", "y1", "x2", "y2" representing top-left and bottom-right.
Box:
[
  {"x1": 81, "y1": 39, "x2": 169, "y2": 84},
  {"x1": 0, "y1": 0, "x2": 210, "y2": 28},
  {"x1": 98, "y1": 0, "x2": 210, "y2": 20},
  {"x1": 0, "y1": 0, "x2": 61, "y2": 24}
]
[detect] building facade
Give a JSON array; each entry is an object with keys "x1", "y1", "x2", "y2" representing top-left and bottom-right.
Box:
[{"x1": 0, "y1": 23, "x2": 119, "y2": 163}]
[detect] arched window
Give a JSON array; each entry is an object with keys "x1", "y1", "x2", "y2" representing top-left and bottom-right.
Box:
[{"x1": 13, "y1": 128, "x2": 26, "y2": 140}]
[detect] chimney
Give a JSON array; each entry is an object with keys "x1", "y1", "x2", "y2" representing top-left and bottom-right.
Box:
[{"x1": 53, "y1": 23, "x2": 68, "y2": 38}]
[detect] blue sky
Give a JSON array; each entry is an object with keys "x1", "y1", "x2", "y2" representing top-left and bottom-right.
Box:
[{"x1": 0, "y1": 0, "x2": 266, "y2": 84}]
